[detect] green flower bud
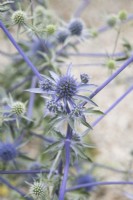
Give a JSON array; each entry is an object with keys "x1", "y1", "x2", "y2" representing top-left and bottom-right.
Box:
[
  {"x1": 118, "y1": 10, "x2": 127, "y2": 21},
  {"x1": 90, "y1": 28, "x2": 98, "y2": 38},
  {"x1": 11, "y1": 10, "x2": 27, "y2": 25},
  {"x1": 46, "y1": 24, "x2": 56, "y2": 35},
  {"x1": 35, "y1": 5, "x2": 45, "y2": 17},
  {"x1": 11, "y1": 102, "x2": 26, "y2": 116},
  {"x1": 106, "y1": 59, "x2": 116, "y2": 70},
  {"x1": 29, "y1": 181, "x2": 50, "y2": 200},
  {"x1": 106, "y1": 14, "x2": 117, "y2": 27}
]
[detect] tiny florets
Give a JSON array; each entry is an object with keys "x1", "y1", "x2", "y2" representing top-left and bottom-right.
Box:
[
  {"x1": 46, "y1": 100, "x2": 64, "y2": 113},
  {"x1": 39, "y1": 79, "x2": 53, "y2": 91},
  {"x1": 56, "y1": 75, "x2": 77, "y2": 99},
  {"x1": 11, "y1": 102, "x2": 26, "y2": 116},
  {"x1": 0, "y1": 143, "x2": 17, "y2": 162},
  {"x1": 29, "y1": 181, "x2": 49, "y2": 200},
  {"x1": 11, "y1": 10, "x2": 27, "y2": 25},
  {"x1": 56, "y1": 28, "x2": 70, "y2": 43},
  {"x1": 46, "y1": 24, "x2": 56, "y2": 35},
  {"x1": 68, "y1": 19, "x2": 84, "y2": 36},
  {"x1": 80, "y1": 73, "x2": 89, "y2": 83}
]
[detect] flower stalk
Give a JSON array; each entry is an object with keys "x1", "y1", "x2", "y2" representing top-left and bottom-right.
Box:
[
  {"x1": 92, "y1": 84, "x2": 133, "y2": 127},
  {"x1": 0, "y1": 20, "x2": 42, "y2": 80},
  {"x1": 66, "y1": 180, "x2": 133, "y2": 192}
]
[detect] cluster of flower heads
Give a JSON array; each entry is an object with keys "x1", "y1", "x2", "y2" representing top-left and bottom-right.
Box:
[
  {"x1": 106, "y1": 10, "x2": 127, "y2": 27},
  {"x1": 56, "y1": 18, "x2": 86, "y2": 44},
  {"x1": 27, "y1": 64, "x2": 97, "y2": 115}
]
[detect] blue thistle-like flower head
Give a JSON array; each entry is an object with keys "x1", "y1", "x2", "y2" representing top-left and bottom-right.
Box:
[
  {"x1": 46, "y1": 99, "x2": 64, "y2": 113},
  {"x1": 56, "y1": 28, "x2": 70, "y2": 43},
  {"x1": 56, "y1": 75, "x2": 78, "y2": 100},
  {"x1": 39, "y1": 79, "x2": 53, "y2": 91},
  {"x1": 27, "y1": 64, "x2": 97, "y2": 109},
  {"x1": 0, "y1": 142, "x2": 17, "y2": 162},
  {"x1": 68, "y1": 19, "x2": 84, "y2": 36},
  {"x1": 75, "y1": 174, "x2": 96, "y2": 191}
]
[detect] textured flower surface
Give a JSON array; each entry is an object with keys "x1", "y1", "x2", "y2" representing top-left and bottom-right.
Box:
[
  {"x1": 0, "y1": 142, "x2": 17, "y2": 162},
  {"x1": 75, "y1": 174, "x2": 96, "y2": 191},
  {"x1": 11, "y1": 10, "x2": 27, "y2": 25},
  {"x1": 56, "y1": 28, "x2": 70, "y2": 43},
  {"x1": 11, "y1": 102, "x2": 26, "y2": 116},
  {"x1": 68, "y1": 19, "x2": 84, "y2": 36},
  {"x1": 27, "y1": 64, "x2": 97, "y2": 109},
  {"x1": 46, "y1": 99, "x2": 64, "y2": 113},
  {"x1": 29, "y1": 181, "x2": 49, "y2": 200}
]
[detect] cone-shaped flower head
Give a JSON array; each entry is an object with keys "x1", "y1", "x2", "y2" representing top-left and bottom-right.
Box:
[
  {"x1": 0, "y1": 142, "x2": 17, "y2": 162},
  {"x1": 56, "y1": 28, "x2": 70, "y2": 43},
  {"x1": 27, "y1": 64, "x2": 97, "y2": 109},
  {"x1": 68, "y1": 19, "x2": 84, "y2": 36}
]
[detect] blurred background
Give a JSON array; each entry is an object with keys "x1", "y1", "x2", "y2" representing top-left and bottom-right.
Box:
[{"x1": 0, "y1": 0, "x2": 133, "y2": 199}]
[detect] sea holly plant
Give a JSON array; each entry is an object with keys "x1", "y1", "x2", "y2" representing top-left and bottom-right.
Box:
[{"x1": 0, "y1": 1, "x2": 133, "y2": 200}]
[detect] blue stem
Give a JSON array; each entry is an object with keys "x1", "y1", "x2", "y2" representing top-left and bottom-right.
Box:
[
  {"x1": 65, "y1": 51, "x2": 126, "y2": 58},
  {"x1": 74, "y1": 0, "x2": 90, "y2": 17},
  {"x1": 92, "y1": 84, "x2": 133, "y2": 127},
  {"x1": 0, "y1": 20, "x2": 42, "y2": 80},
  {"x1": 58, "y1": 124, "x2": 72, "y2": 200},
  {"x1": 66, "y1": 180, "x2": 133, "y2": 192},
  {"x1": 89, "y1": 55, "x2": 133, "y2": 99},
  {"x1": 0, "y1": 169, "x2": 55, "y2": 174}
]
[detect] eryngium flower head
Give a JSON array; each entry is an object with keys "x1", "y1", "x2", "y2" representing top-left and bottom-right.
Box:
[
  {"x1": 11, "y1": 102, "x2": 26, "y2": 116},
  {"x1": 56, "y1": 75, "x2": 77, "y2": 100},
  {"x1": 80, "y1": 73, "x2": 89, "y2": 83},
  {"x1": 46, "y1": 100, "x2": 64, "y2": 113},
  {"x1": 11, "y1": 10, "x2": 27, "y2": 25},
  {"x1": 39, "y1": 79, "x2": 53, "y2": 91},
  {"x1": 29, "y1": 181, "x2": 49, "y2": 200},
  {"x1": 56, "y1": 28, "x2": 70, "y2": 43},
  {"x1": 27, "y1": 64, "x2": 97, "y2": 108},
  {"x1": 0, "y1": 142, "x2": 17, "y2": 162},
  {"x1": 68, "y1": 19, "x2": 84, "y2": 36},
  {"x1": 75, "y1": 174, "x2": 96, "y2": 191}
]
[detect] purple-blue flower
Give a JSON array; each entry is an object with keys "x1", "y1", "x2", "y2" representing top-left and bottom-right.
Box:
[
  {"x1": 27, "y1": 64, "x2": 97, "y2": 109},
  {"x1": 0, "y1": 142, "x2": 17, "y2": 162},
  {"x1": 75, "y1": 174, "x2": 96, "y2": 192},
  {"x1": 68, "y1": 19, "x2": 84, "y2": 36},
  {"x1": 56, "y1": 28, "x2": 70, "y2": 43}
]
